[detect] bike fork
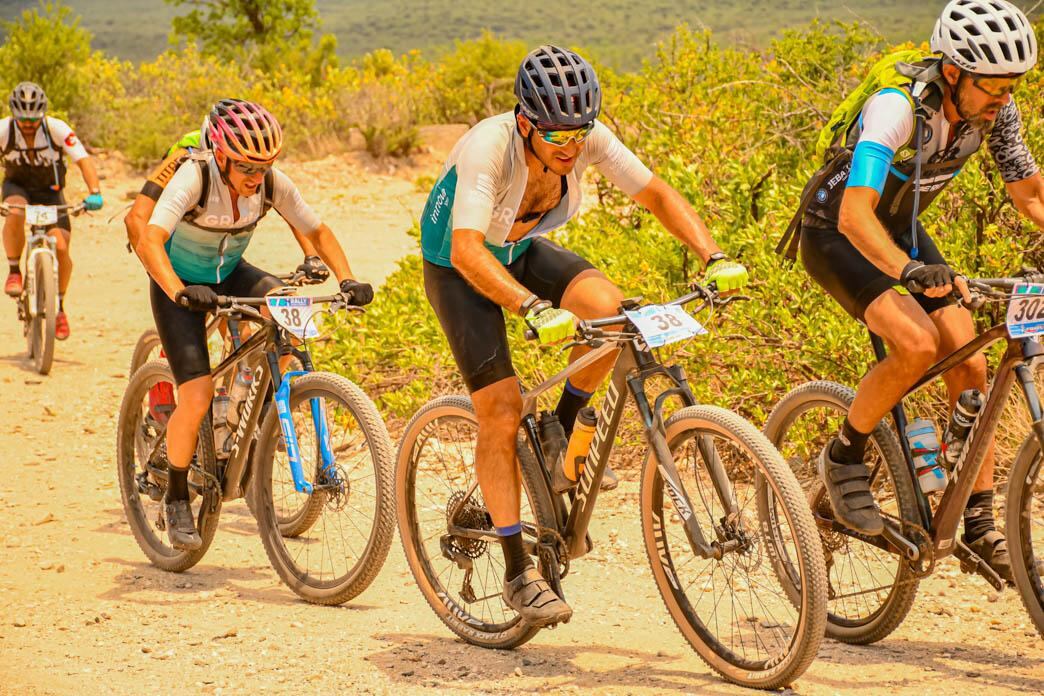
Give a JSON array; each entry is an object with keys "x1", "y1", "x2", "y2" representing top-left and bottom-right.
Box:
[{"x1": 275, "y1": 370, "x2": 336, "y2": 494}]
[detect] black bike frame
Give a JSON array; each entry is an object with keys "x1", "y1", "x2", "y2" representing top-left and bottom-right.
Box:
[{"x1": 871, "y1": 324, "x2": 1044, "y2": 557}]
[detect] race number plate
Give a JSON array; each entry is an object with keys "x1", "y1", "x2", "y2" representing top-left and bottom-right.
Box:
[
  {"x1": 266, "y1": 296, "x2": 322, "y2": 339},
  {"x1": 623, "y1": 304, "x2": 707, "y2": 348},
  {"x1": 24, "y1": 205, "x2": 58, "y2": 227},
  {"x1": 1006, "y1": 283, "x2": 1044, "y2": 338}
]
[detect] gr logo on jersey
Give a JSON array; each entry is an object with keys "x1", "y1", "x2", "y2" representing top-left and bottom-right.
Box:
[{"x1": 64, "y1": 132, "x2": 78, "y2": 148}]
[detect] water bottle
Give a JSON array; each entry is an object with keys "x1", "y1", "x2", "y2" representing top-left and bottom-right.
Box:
[
  {"x1": 226, "y1": 365, "x2": 253, "y2": 430},
  {"x1": 905, "y1": 417, "x2": 947, "y2": 494},
  {"x1": 558, "y1": 407, "x2": 597, "y2": 494},
  {"x1": 942, "y1": 389, "x2": 984, "y2": 468},
  {"x1": 212, "y1": 387, "x2": 231, "y2": 457},
  {"x1": 537, "y1": 412, "x2": 568, "y2": 486}
]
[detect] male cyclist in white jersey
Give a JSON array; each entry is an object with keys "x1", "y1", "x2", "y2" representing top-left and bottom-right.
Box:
[
  {"x1": 420, "y1": 45, "x2": 749, "y2": 626},
  {"x1": 135, "y1": 99, "x2": 372, "y2": 550},
  {"x1": 2, "y1": 82, "x2": 103, "y2": 339}
]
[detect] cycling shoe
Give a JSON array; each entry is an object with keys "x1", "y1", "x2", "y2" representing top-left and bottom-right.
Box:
[
  {"x1": 965, "y1": 529, "x2": 1013, "y2": 584},
  {"x1": 164, "y1": 499, "x2": 202, "y2": 551},
  {"x1": 818, "y1": 438, "x2": 884, "y2": 536},
  {"x1": 503, "y1": 566, "x2": 572, "y2": 627}
]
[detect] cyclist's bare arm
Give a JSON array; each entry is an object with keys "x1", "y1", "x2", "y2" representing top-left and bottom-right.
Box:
[
  {"x1": 136, "y1": 224, "x2": 185, "y2": 301},
  {"x1": 838, "y1": 187, "x2": 912, "y2": 278},
  {"x1": 450, "y1": 228, "x2": 531, "y2": 314},
  {"x1": 75, "y1": 156, "x2": 101, "y2": 195},
  {"x1": 302, "y1": 222, "x2": 356, "y2": 283},
  {"x1": 124, "y1": 194, "x2": 155, "y2": 258},
  {"x1": 1006, "y1": 173, "x2": 1044, "y2": 229},
  {"x1": 632, "y1": 175, "x2": 722, "y2": 265},
  {"x1": 291, "y1": 225, "x2": 319, "y2": 257}
]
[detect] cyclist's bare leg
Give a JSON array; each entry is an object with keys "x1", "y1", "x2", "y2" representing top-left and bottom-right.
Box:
[
  {"x1": 929, "y1": 304, "x2": 993, "y2": 492},
  {"x1": 166, "y1": 375, "x2": 214, "y2": 470},
  {"x1": 2, "y1": 194, "x2": 26, "y2": 264},
  {"x1": 50, "y1": 227, "x2": 72, "y2": 295},
  {"x1": 848, "y1": 290, "x2": 941, "y2": 432},
  {"x1": 558, "y1": 270, "x2": 624, "y2": 392},
  {"x1": 471, "y1": 376, "x2": 523, "y2": 529}
]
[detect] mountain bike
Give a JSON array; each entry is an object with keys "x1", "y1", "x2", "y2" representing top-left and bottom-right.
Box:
[
  {"x1": 1, "y1": 201, "x2": 84, "y2": 375},
  {"x1": 396, "y1": 285, "x2": 828, "y2": 690},
  {"x1": 117, "y1": 289, "x2": 395, "y2": 604},
  {"x1": 127, "y1": 269, "x2": 317, "y2": 378},
  {"x1": 765, "y1": 274, "x2": 1044, "y2": 643}
]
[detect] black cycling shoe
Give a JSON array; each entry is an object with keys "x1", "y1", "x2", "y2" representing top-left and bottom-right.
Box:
[
  {"x1": 965, "y1": 530, "x2": 1014, "y2": 584},
  {"x1": 600, "y1": 464, "x2": 619, "y2": 491},
  {"x1": 164, "y1": 499, "x2": 203, "y2": 551},
  {"x1": 818, "y1": 438, "x2": 884, "y2": 536},
  {"x1": 503, "y1": 566, "x2": 572, "y2": 627}
]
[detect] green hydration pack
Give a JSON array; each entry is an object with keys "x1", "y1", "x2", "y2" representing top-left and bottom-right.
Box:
[
  {"x1": 777, "y1": 49, "x2": 945, "y2": 264},
  {"x1": 166, "y1": 129, "x2": 202, "y2": 158}
]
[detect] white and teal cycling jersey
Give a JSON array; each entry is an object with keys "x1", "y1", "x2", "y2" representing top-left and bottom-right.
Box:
[
  {"x1": 148, "y1": 156, "x2": 321, "y2": 283},
  {"x1": 420, "y1": 111, "x2": 654, "y2": 267}
]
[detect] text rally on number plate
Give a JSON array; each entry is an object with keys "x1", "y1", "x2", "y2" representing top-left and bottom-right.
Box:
[
  {"x1": 1006, "y1": 283, "x2": 1044, "y2": 338},
  {"x1": 623, "y1": 304, "x2": 707, "y2": 348},
  {"x1": 266, "y1": 296, "x2": 322, "y2": 339}
]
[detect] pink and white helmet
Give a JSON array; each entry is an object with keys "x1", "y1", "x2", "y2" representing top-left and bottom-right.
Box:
[{"x1": 207, "y1": 99, "x2": 283, "y2": 163}]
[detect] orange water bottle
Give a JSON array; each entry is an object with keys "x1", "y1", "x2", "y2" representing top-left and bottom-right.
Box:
[{"x1": 554, "y1": 407, "x2": 597, "y2": 494}]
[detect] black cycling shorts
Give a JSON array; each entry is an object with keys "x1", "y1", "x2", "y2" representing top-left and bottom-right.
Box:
[
  {"x1": 150, "y1": 260, "x2": 283, "y2": 385},
  {"x1": 1, "y1": 180, "x2": 70, "y2": 232},
  {"x1": 800, "y1": 221, "x2": 955, "y2": 322},
  {"x1": 424, "y1": 237, "x2": 597, "y2": 393}
]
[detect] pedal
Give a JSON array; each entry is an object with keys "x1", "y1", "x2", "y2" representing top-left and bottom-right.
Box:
[{"x1": 954, "y1": 539, "x2": 1005, "y2": 591}]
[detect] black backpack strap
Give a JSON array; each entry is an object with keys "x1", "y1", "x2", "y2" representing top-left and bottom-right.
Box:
[
  {"x1": 182, "y1": 157, "x2": 211, "y2": 223},
  {"x1": 776, "y1": 153, "x2": 849, "y2": 266},
  {"x1": 261, "y1": 168, "x2": 275, "y2": 218},
  {"x1": 2, "y1": 120, "x2": 14, "y2": 157}
]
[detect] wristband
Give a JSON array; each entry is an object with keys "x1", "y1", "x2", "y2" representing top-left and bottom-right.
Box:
[
  {"x1": 705, "y1": 251, "x2": 728, "y2": 268},
  {"x1": 900, "y1": 260, "x2": 924, "y2": 282},
  {"x1": 519, "y1": 294, "x2": 542, "y2": 317}
]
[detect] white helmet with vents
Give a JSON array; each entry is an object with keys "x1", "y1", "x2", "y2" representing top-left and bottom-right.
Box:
[{"x1": 931, "y1": 0, "x2": 1038, "y2": 75}]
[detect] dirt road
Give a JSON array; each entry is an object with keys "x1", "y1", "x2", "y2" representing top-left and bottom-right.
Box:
[{"x1": 0, "y1": 151, "x2": 1041, "y2": 695}]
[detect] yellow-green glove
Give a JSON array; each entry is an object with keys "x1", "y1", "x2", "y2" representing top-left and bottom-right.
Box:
[
  {"x1": 526, "y1": 305, "x2": 576, "y2": 345},
  {"x1": 705, "y1": 258, "x2": 749, "y2": 293}
]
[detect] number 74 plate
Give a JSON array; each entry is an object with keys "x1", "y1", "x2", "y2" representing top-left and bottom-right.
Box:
[
  {"x1": 623, "y1": 304, "x2": 707, "y2": 348},
  {"x1": 1006, "y1": 283, "x2": 1044, "y2": 338},
  {"x1": 266, "y1": 296, "x2": 322, "y2": 339}
]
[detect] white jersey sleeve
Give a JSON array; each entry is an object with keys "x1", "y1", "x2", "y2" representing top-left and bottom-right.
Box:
[
  {"x1": 449, "y1": 131, "x2": 507, "y2": 234},
  {"x1": 0, "y1": 118, "x2": 10, "y2": 153},
  {"x1": 45, "y1": 117, "x2": 89, "y2": 163},
  {"x1": 148, "y1": 160, "x2": 203, "y2": 237},
  {"x1": 857, "y1": 91, "x2": 914, "y2": 153},
  {"x1": 581, "y1": 121, "x2": 654, "y2": 196},
  {"x1": 271, "y1": 169, "x2": 322, "y2": 234}
]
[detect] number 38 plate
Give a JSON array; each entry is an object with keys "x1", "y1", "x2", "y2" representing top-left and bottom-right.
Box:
[
  {"x1": 1006, "y1": 283, "x2": 1044, "y2": 338},
  {"x1": 266, "y1": 296, "x2": 322, "y2": 339},
  {"x1": 623, "y1": 304, "x2": 707, "y2": 348}
]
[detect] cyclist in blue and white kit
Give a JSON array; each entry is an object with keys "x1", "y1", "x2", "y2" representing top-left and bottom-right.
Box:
[
  {"x1": 421, "y1": 45, "x2": 749, "y2": 626},
  {"x1": 799, "y1": 0, "x2": 1044, "y2": 580},
  {"x1": 135, "y1": 99, "x2": 372, "y2": 550}
]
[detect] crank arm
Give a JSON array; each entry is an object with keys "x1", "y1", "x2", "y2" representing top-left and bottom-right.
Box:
[{"x1": 954, "y1": 539, "x2": 1005, "y2": 591}]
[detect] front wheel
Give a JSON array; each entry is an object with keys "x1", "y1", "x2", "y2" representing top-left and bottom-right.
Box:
[
  {"x1": 640, "y1": 405, "x2": 827, "y2": 690},
  {"x1": 30, "y1": 253, "x2": 56, "y2": 375},
  {"x1": 1006, "y1": 432, "x2": 1044, "y2": 637},
  {"x1": 253, "y1": 372, "x2": 395, "y2": 605}
]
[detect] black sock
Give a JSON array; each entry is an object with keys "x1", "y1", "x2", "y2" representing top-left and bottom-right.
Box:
[
  {"x1": 58, "y1": 294, "x2": 64, "y2": 312},
  {"x1": 497, "y1": 524, "x2": 532, "y2": 582},
  {"x1": 7, "y1": 258, "x2": 18, "y2": 275},
  {"x1": 555, "y1": 380, "x2": 592, "y2": 437},
  {"x1": 830, "y1": 418, "x2": 871, "y2": 463},
  {"x1": 165, "y1": 466, "x2": 190, "y2": 502},
  {"x1": 963, "y1": 490, "x2": 996, "y2": 542}
]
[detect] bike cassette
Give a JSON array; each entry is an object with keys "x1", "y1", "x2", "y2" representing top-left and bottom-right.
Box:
[{"x1": 444, "y1": 491, "x2": 492, "y2": 560}]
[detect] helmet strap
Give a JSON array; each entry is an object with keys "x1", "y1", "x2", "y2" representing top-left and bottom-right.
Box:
[
  {"x1": 217, "y1": 155, "x2": 234, "y2": 188},
  {"x1": 523, "y1": 129, "x2": 550, "y2": 174}
]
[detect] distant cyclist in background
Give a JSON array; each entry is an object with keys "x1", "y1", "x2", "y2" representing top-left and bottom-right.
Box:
[{"x1": 2, "y1": 82, "x2": 103, "y2": 339}]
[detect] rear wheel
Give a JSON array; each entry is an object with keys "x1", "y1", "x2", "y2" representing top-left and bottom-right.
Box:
[
  {"x1": 31, "y1": 253, "x2": 56, "y2": 375},
  {"x1": 640, "y1": 405, "x2": 827, "y2": 690},
  {"x1": 254, "y1": 372, "x2": 395, "y2": 604},
  {"x1": 1006, "y1": 432, "x2": 1044, "y2": 637},
  {"x1": 129, "y1": 329, "x2": 163, "y2": 378},
  {"x1": 763, "y1": 381, "x2": 920, "y2": 644},
  {"x1": 116, "y1": 360, "x2": 221, "y2": 572},
  {"x1": 396, "y1": 396, "x2": 558, "y2": 649}
]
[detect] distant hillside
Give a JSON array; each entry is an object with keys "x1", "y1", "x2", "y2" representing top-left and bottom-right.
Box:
[{"x1": 0, "y1": 0, "x2": 1040, "y2": 68}]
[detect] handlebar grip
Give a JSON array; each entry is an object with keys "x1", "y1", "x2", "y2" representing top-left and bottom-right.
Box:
[{"x1": 215, "y1": 295, "x2": 232, "y2": 307}]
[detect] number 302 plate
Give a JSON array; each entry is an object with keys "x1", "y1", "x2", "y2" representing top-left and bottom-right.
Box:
[
  {"x1": 1006, "y1": 283, "x2": 1044, "y2": 338},
  {"x1": 623, "y1": 304, "x2": 707, "y2": 348},
  {"x1": 266, "y1": 296, "x2": 322, "y2": 339}
]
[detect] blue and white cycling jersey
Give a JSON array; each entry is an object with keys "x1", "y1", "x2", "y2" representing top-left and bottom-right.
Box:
[{"x1": 147, "y1": 156, "x2": 321, "y2": 283}]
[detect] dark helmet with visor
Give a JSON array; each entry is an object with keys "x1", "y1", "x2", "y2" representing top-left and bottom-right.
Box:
[
  {"x1": 10, "y1": 82, "x2": 47, "y2": 120},
  {"x1": 515, "y1": 45, "x2": 601, "y2": 128}
]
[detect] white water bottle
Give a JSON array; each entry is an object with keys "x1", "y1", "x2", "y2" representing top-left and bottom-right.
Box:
[
  {"x1": 905, "y1": 418, "x2": 947, "y2": 494},
  {"x1": 212, "y1": 387, "x2": 231, "y2": 458},
  {"x1": 226, "y1": 365, "x2": 253, "y2": 430}
]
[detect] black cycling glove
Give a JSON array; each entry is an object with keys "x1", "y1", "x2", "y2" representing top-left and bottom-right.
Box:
[
  {"x1": 175, "y1": 285, "x2": 220, "y2": 312},
  {"x1": 900, "y1": 261, "x2": 957, "y2": 291},
  {"x1": 297, "y1": 255, "x2": 330, "y2": 282},
  {"x1": 339, "y1": 279, "x2": 374, "y2": 307}
]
